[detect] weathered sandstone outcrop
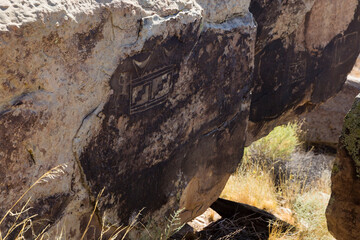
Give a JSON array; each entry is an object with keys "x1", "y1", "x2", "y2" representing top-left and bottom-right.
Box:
[
  {"x1": 0, "y1": 0, "x2": 255, "y2": 238},
  {"x1": 80, "y1": 4, "x2": 256, "y2": 235},
  {"x1": 326, "y1": 94, "x2": 360, "y2": 240},
  {"x1": 247, "y1": 0, "x2": 360, "y2": 144},
  {"x1": 0, "y1": 0, "x2": 359, "y2": 238},
  {"x1": 299, "y1": 77, "x2": 360, "y2": 148},
  {"x1": 298, "y1": 57, "x2": 360, "y2": 148}
]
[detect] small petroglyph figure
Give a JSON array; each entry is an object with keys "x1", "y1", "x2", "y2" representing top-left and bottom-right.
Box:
[
  {"x1": 128, "y1": 47, "x2": 176, "y2": 115},
  {"x1": 288, "y1": 59, "x2": 306, "y2": 84},
  {"x1": 110, "y1": 38, "x2": 182, "y2": 115},
  {"x1": 130, "y1": 65, "x2": 173, "y2": 114},
  {"x1": 334, "y1": 32, "x2": 359, "y2": 66}
]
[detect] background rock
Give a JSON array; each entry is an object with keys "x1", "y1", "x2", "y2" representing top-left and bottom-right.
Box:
[
  {"x1": 326, "y1": 94, "x2": 360, "y2": 240},
  {"x1": 247, "y1": 0, "x2": 360, "y2": 144},
  {"x1": 299, "y1": 77, "x2": 360, "y2": 148}
]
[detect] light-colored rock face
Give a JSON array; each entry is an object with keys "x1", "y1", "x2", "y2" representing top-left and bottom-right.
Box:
[
  {"x1": 299, "y1": 78, "x2": 360, "y2": 148},
  {"x1": 0, "y1": 2, "x2": 116, "y2": 236},
  {"x1": 305, "y1": 0, "x2": 359, "y2": 53},
  {"x1": 195, "y1": 0, "x2": 250, "y2": 22}
]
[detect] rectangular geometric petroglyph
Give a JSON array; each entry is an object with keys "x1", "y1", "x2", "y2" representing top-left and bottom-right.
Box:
[
  {"x1": 130, "y1": 66, "x2": 173, "y2": 114},
  {"x1": 288, "y1": 59, "x2": 306, "y2": 84}
]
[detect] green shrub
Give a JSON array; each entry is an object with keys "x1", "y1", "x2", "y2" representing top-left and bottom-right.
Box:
[{"x1": 244, "y1": 122, "x2": 303, "y2": 164}]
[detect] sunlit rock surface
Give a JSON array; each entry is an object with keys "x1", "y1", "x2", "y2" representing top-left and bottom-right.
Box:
[{"x1": 299, "y1": 77, "x2": 360, "y2": 148}]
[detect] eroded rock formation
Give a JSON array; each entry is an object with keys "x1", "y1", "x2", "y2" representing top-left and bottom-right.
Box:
[
  {"x1": 247, "y1": 0, "x2": 360, "y2": 144},
  {"x1": 0, "y1": 1, "x2": 256, "y2": 238},
  {"x1": 0, "y1": 0, "x2": 359, "y2": 238},
  {"x1": 79, "y1": 6, "x2": 256, "y2": 232},
  {"x1": 299, "y1": 78, "x2": 360, "y2": 148},
  {"x1": 326, "y1": 94, "x2": 360, "y2": 240}
]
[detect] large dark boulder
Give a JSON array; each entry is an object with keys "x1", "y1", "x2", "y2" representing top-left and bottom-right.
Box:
[
  {"x1": 79, "y1": 13, "x2": 256, "y2": 228},
  {"x1": 247, "y1": 0, "x2": 360, "y2": 144},
  {"x1": 0, "y1": 1, "x2": 256, "y2": 237}
]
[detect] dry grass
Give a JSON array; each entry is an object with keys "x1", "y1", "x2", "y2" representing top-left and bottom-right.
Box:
[
  {"x1": 0, "y1": 164, "x2": 139, "y2": 240},
  {"x1": 1, "y1": 120, "x2": 336, "y2": 239},
  {"x1": 292, "y1": 190, "x2": 333, "y2": 240},
  {"x1": 220, "y1": 166, "x2": 278, "y2": 212},
  {"x1": 220, "y1": 122, "x2": 335, "y2": 240},
  {"x1": 0, "y1": 163, "x2": 68, "y2": 240}
]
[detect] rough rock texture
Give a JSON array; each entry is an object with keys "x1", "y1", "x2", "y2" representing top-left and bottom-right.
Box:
[
  {"x1": 326, "y1": 94, "x2": 360, "y2": 240},
  {"x1": 80, "y1": 10, "x2": 256, "y2": 231},
  {"x1": 247, "y1": 0, "x2": 360, "y2": 144},
  {"x1": 0, "y1": 0, "x2": 255, "y2": 238},
  {"x1": 0, "y1": 0, "x2": 359, "y2": 238},
  {"x1": 299, "y1": 78, "x2": 360, "y2": 148}
]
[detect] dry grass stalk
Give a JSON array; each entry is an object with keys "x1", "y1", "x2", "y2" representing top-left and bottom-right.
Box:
[
  {"x1": 158, "y1": 208, "x2": 185, "y2": 240},
  {"x1": 97, "y1": 207, "x2": 143, "y2": 240},
  {"x1": 0, "y1": 163, "x2": 68, "y2": 240},
  {"x1": 117, "y1": 211, "x2": 142, "y2": 240},
  {"x1": 221, "y1": 165, "x2": 279, "y2": 213},
  {"x1": 80, "y1": 188, "x2": 105, "y2": 240}
]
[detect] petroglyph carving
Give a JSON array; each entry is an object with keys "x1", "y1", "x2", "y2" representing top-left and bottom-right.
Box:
[
  {"x1": 288, "y1": 59, "x2": 306, "y2": 84},
  {"x1": 109, "y1": 41, "x2": 181, "y2": 115},
  {"x1": 334, "y1": 32, "x2": 359, "y2": 66},
  {"x1": 133, "y1": 56, "x2": 151, "y2": 76},
  {"x1": 130, "y1": 65, "x2": 173, "y2": 114},
  {"x1": 164, "y1": 47, "x2": 175, "y2": 58},
  {"x1": 127, "y1": 46, "x2": 179, "y2": 115}
]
